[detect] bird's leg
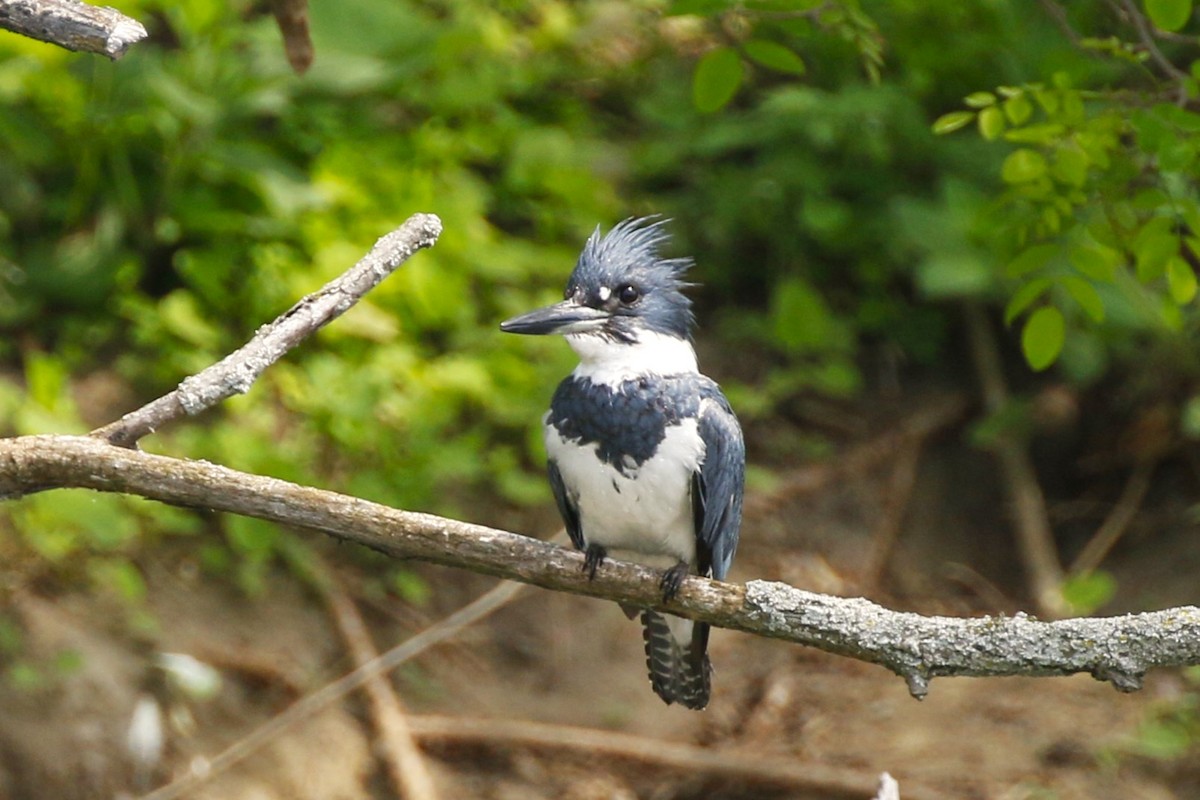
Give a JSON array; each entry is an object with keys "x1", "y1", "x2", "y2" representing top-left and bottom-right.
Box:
[
  {"x1": 660, "y1": 561, "x2": 690, "y2": 602},
  {"x1": 583, "y1": 544, "x2": 607, "y2": 580}
]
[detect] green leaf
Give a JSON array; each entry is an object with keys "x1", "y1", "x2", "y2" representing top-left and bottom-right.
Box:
[
  {"x1": 1053, "y1": 146, "x2": 1089, "y2": 186},
  {"x1": 1001, "y1": 148, "x2": 1048, "y2": 183},
  {"x1": 1069, "y1": 245, "x2": 1120, "y2": 282},
  {"x1": 771, "y1": 278, "x2": 833, "y2": 352},
  {"x1": 1136, "y1": 720, "x2": 1193, "y2": 760},
  {"x1": 1004, "y1": 93, "x2": 1033, "y2": 125},
  {"x1": 978, "y1": 106, "x2": 1006, "y2": 140},
  {"x1": 693, "y1": 47, "x2": 744, "y2": 113},
  {"x1": 1021, "y1": 306, "x2": 1065, "y2": 371},
  {"x1": 1004, "y1": 123, "x2": 1067, "y2": 145},
  {"x1": 88, "y1": 557, "x2": 147, "y2": 603},
  {"x1": 225, "y1": 516, "x2": 280, "y2": 556},
  {"x1": 1006, "y1": 243, "x2": 1059, "y2": 278},
  {"x1": 24, "y1": 352, "x2": 67, "y2": 411},
  {"x1": 916, "y1": 252, "x2": 992, "y2": 297},
  {"x1": 1061, "y1": 276, "x2": 1106, "y2": 321},
  {"x1": 1060, "y1": 571, "x2": 1116, "y2": 614},
  {"x1": 1145, "y1": 0, "x2": 1193, "y2": 32},
  {"x1": 1181, "y1": 395, "x2": 1200, "y2": 439},
  {"x1": 932, "y1": 110, "x2": 975, "y2": 135},
  {"x1": 743, "y1": 40, "x2": 806, "y2": 75},
  {"x1": 1135, "y1": 231, "x2": 1177, "y2": 281},
  {"x1": 1004, "y1": 277, "x2": 1053, "y2": 325},
  {"x1": 964, "y1": 91, "x2": 997, "y2": 108},
  {"x1": 1167, "y1": 255, "x2": 1198, "y2": 303},
  {"x1": 1034, "y1": 87, "x2": 1061, "y2": 115}
]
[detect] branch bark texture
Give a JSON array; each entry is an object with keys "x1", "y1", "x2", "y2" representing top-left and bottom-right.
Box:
[
  {"x1": 0, "y1": 0, "x2": 147, "y2": 58},
  {"x1": 2, "y1": 434, "x2": 1197, "y2": 699}
]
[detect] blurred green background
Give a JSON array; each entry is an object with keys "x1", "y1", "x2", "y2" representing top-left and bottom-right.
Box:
[{"x1": 2, "y1": 0, "x2": 1200, "y2": 657}]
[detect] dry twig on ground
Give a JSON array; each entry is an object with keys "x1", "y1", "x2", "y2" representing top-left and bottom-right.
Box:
[
  {"x1": 312, "y1": 555, "x2": 441, "y2": 800},
  {"x1": 408, "y1": 714, "x2": 951, "y2": 800},
  {"x1": 140, "y1": 578, "x2": 526, "y2": 800}
]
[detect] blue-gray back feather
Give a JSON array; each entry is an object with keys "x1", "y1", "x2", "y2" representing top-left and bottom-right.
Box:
[{"x1": 692, "y1": 394, "x2": 744, "y2": 581}]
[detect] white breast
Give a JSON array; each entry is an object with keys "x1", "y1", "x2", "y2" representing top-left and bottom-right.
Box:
[{"x1": 546, "y1": 418, "x2": 705, "y2": 569}]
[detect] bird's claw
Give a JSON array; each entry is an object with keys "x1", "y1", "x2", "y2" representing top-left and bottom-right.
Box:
[
  {"x1": 583, "y1": 544, "x2": 607, "y2": 580},
  {"x1": 660, "y1": 562, "x2": 689, "y2": 602}
]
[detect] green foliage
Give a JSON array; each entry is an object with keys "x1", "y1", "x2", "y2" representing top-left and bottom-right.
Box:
[
  {"x1": 693, "y1": 47, "x2": 744, "y2": 113},
  {"x1": 1144, "y1": 0, "x2": 1194, "y2": 32},
  {"x1": 1127, "y1": 667, "x2": 1200, "y2": 761},
  {"x1": 936, "y1": 44, "x2": 1200, "y2": 371},
  {"x1": 1022, "y1": 306, "x2": 1066, "y2": 371},
  {"x1": 1059, "y1": 570, "x2": 1117, "y2": 614},
  {"x1": 675, "y1": 0, "x2": 880, "y2": 115}
]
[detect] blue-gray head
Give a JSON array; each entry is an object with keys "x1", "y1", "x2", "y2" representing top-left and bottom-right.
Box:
[{"x1": 500, "y1": 217, "x2": 695, "y2": 344}]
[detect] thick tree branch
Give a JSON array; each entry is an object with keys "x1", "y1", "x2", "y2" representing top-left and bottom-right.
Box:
[
  {"x1": 2, "y1": 434, "x2": 1198, "y2": 698},
  {"x1": 91, "y1": 213, "x2": 443, "y2": 448},
  {"x1": 0, "y1": 0, "x2": 147, "y2": 59}
]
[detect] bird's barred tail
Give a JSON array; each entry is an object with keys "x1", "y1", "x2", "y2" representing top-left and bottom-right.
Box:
[{"x1": 640, "y1": 610, "x2": 712, "y2": 710}]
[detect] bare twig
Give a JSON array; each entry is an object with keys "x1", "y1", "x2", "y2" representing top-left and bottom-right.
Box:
[
  {"x1": 0, "y1": 0, "x2": 146, "y2": 58},
  {"x1": 860, "y1": 442, "x2": 923, "y2": 590},
  {"x1": 406, "y1": 714, "x2": 952, "y2": 800},
  {"x1": 3, "y1": 435, "x2": 1198, "y2": 702},
  {"x1": 1068, "y1": 460, "x2": 1156, "y2": 576},
  {"x1": 91, "y1": 213, "x2": 443, "y2": 448},
  {"x1": 313, "y1": 558, "x2": 440, "y2": 800},
  {"x1": 1037, "y1": 0, "x2": 1084, "y2": 45},
  {"x1": 744, "y1": 393, "x2": 966, "y2": 519},
  {"x1": 963, "y1": 303, "x2": 1067, "y2": 618},
  {"x1": 139, "y1": 577, "x2": 526, "y2": 800},
  {"x1": 269, "y1": 0, "x2": 313, "y2": 74},
  {"x1": 1119, "y1": 0, "x2": 1190, "y2": 102}
]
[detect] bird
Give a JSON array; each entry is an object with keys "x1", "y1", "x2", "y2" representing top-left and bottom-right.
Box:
[{"x1": 500, "y1": 216, "x2": 744, "y2": 710}]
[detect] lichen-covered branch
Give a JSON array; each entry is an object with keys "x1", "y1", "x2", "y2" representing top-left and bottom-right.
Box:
[
  {"x1": 90, "y1": 213, "x2": 442, "y2": 448},
  {"x1": 2, "y1": 434, "x2": 1197, "y2": 698},
  {"x1": 0, "y1": 0, "x2": 147, "y2": 59}
]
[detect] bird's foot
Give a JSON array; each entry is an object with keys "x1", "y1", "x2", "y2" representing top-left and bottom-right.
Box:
[
  {"x1": 583, "y1": 544, "x2": 607, "y2": 580},
  {"x1": 660, "y1": 561, "x2": 690, "y2": 602}
]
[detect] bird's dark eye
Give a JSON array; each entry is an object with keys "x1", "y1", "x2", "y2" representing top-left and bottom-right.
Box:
[{"x1": 617, "y1": 284, "x2": 640, "y2": 305}]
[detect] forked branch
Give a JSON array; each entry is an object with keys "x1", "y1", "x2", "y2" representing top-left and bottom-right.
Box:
[{"x1": 1, "y1": 214, "x2": 1197, "y2": 708}]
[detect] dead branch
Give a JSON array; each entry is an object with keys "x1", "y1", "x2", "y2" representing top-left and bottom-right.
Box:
[
  {"x1": 406, "y1": 714, "x2": 953, "y2": 800},
  {"x1": 141, "y1": 579, "x2": 526, "y2": 800},
  {"x1": 2, "y1": 434, "x2": 1198, "y2": 701},
  {"x1": 1069, "y1": 459, "x2": 1156, "y2": 576},
  {"x1": 0, "y1": 0, "x2": 146, "y2": 59},
  {"x1": 269, "y1": 0, "x2": 313, "y2": 74},
  {"x1": 964, "y1": 303, "x2": 1067, "y2": 618},
  {"x1": 744, "y1": 392, "x2": 966, "y2": 519},
  {"x1": 91, "y1": 213, "x2": 443, "y2": 448},
  {"x1": 314, "y1": 557, "x2": 440, "y2": 800},
  {"x1": 860, "y1": 442, "x2": 923, "y2": 590}
]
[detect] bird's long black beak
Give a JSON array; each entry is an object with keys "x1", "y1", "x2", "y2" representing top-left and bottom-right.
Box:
[{"x1": 500, "y1": 299, "x2": 609, "y2": 336}]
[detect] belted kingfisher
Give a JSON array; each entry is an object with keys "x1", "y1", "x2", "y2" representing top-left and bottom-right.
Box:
[{"x1": 501, "y1": 217, "x2": 744, "y2": 710}]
